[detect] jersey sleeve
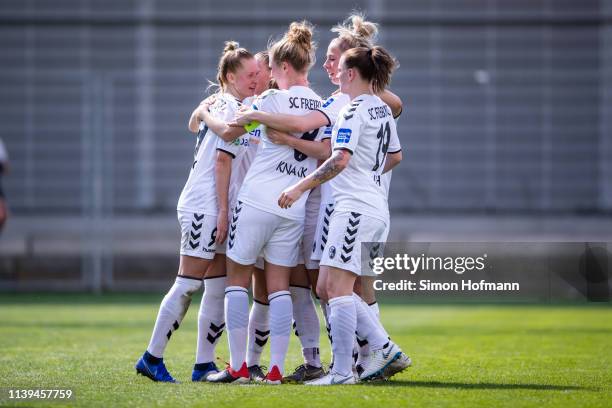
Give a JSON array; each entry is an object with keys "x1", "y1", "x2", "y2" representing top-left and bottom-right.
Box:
[
  {"x1": 332, "y1": 106, "x2": 363, "y2": 155},
  {"x1": 214, "y1": 98, "x2": 242, "y2": 158},
  {"x1": 253, "y1": 89, "x2": 280, "y2": 113},
  {"x1": 216, "y1": 136, "x2": 241, "y2": 158},
  {"x1": 316, "y1": 96, "x2": 343, "y2": 127},
  {"x1": 387, "y1": 118, "x2": 401, "y2": 154}
]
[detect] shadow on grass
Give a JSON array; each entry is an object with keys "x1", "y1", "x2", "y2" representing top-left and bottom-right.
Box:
[{"x1": 373, "y1": 379, "x2": 596, "y2": 391}]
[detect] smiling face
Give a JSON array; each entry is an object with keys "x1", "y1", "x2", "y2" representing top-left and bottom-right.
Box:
[
  {"x1": 254, "y1": 55, "x2": 271, "y2": 95},
  {"x1": 323, "y1": 39, "x2": 343, "y2": 86},
  {"x1": 226, "y1": 57, "x2": 258, "y2": 100}
]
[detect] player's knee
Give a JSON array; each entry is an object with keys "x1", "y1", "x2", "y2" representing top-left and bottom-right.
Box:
[{"x1": 178, "y1": 256, "x2": 209, "y2": 279}]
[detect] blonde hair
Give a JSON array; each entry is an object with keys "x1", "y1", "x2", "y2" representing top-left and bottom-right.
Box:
[
  {"x1": 331, "y1": 12, "x2": 378, "y2": 52},
  {"x1": 269, "y1": 21, "x2": 316, "y2": 73},
  {"x1": 216, "y1": 41, "x2": 254, "y2": 91},
  {"x1": 255, "y1": 50, "x2": 270, "y2": 68}
]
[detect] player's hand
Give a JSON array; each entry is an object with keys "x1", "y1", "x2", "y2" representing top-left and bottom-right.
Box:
[
  {"x1": 229, "y1": 107, "x2": 256, "y2": 127},
  {"x1": 278, "y1": 185, "x2": 303, "y2": 209},
  {"x1": 215, "y1": 210, "x2": 228, "y2": 245},
  {"x1": 267, "y1": 128, "x2": 290, "y2": 145},
  {"x1": 200, "y1": 94, "x2": 217, "y2": 106}
]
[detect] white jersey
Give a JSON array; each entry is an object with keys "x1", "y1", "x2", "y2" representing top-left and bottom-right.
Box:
[
  {"x1": 228, "y1": 96, "x2": 262, "y2": 211},
  {"x1": 238, "y1": 86, "x2": 324, "y2": 221},
  {"x1": 329, "y1": 94, "x2": 398, "y2": 224},
  {"x1": 317, "y1": 92, "x2": 352, "y2": 205},
  {"x1": 177, "y1": 93, "x2": 249, "y2": 215}
]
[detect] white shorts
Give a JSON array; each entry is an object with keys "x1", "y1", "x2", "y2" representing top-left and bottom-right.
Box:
[
  {"x1": 319, "y1": 210, "x2": 387, "y2": 276},
  {"x1": 227, "y1": 201, "x2": 303, "y2": 268},
  {"x1": 178, "y1": 210, "x2": 217, "y2": 260},
  {"x1": 311, "y1": 200, "x2": 335, "y2": 262}
]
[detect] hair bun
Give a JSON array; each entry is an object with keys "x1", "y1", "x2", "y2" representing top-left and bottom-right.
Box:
[
  {"x1": 286, "y1": 21, "x2": 313, "y2": 51},
  {"x1": 223, "y1": 41, "x2": 240, "y2": 53},
  {"x1": 350, "y1": 14, "x2": 378, "y2": 41}
]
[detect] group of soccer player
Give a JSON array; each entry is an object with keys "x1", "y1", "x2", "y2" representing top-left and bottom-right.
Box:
[{"x1": 135, "y1": 13, "x2": 411, "y2": 386}]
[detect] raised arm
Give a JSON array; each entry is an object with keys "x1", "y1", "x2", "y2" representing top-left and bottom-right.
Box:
[
  {"x1": 267, "y1": 128, "x2": 331, "y2": 161},
  {"x1": 200, "y1": 107, "x2": 246, "y2": 142},
  {"x1": 188, "y1": 105, "x2": 204, "y2": 133},
  {"x1": 379, "y1": 89, "x2": 403, "y2": 118},
  {"x1": 233, "y1": 109, "x2": 329, "y2": 134},
  {"x1": 188, "y1": 95, "x2": 218, "y2": 133}
]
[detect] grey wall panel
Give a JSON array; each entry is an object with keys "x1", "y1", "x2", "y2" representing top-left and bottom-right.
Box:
[{"x1": 0, "y1": 0, "x2": 609, "y2": 214}]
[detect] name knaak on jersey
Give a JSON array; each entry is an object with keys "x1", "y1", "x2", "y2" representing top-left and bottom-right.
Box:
[
  {"x1": 289, "y1": 97, "x2": 322, "y2": 110},
  {"x1": 276, "y1": 161, "x2": 308, "y2": 178},
  {"x1": 368, "y1": 105, "x2": 392, "y2": 120}
]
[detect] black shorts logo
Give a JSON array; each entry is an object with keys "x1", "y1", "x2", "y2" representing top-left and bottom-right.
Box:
[{"x1": 329, "y1": 246, "x2": 336, "y2": 259}]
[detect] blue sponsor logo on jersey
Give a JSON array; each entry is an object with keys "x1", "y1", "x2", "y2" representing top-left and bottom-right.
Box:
[
  {"x1": 322, "y1": 97, "x2": 334, "y2": 108},
  {"x1": 336, "y1": 128, "x2": 352, "y2": 143}
]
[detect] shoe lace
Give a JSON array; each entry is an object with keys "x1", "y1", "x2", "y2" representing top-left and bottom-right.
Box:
[
  {"x1": 292, "y1": 364, "x2": 307, "y2": 374},
  {"x1": 216, "y1": 356, "x2": 231, "y2": 370}
]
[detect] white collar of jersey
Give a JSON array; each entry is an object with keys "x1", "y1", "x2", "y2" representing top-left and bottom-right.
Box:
[
  {"x1": 288, "y1": 85, "x2": 310, "y2": 92},
  {"x1": 352, "y1": 93, "x2": 373, "y2": 102}
]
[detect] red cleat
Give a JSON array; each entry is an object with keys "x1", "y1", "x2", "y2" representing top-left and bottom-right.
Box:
[
  {"x1": 207, "y1": 362, "x2": 250, "y2": 384},
  {"x1": 264, "y1": 365, "x2": 283, "y2": 385}
]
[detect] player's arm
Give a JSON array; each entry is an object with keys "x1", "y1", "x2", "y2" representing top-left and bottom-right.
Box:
[
  {"x1": 200, "y1": 107, "x2": 246, "y2": 142},
  {"x1": 379, "y1": 89, "x2": 403, "y2": 118},
  {"x1": 383, "y1": 150, "x2": 402, "y2": 174},
  {"x1": 232, "y1": 109, "x2": 329, "y2": 133},
  {"x1": 267, "y1": 129, "x2": 331, "y2": 160},
  {"x1": 188, "y1": 95, "x2": 218, "y2": 133},
  {"x1": 278, "y1": 149, "x2": 351, "y2": 209},
  {"x1": 188, "y1": 105, "x2": 204, "y2": 133},
  {"x1": 214, "y1": 150, "x2": 232, "y2": 244}
]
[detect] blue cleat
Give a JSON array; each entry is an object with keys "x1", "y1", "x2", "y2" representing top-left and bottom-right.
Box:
[
  {"x1": 192, "y1": 361, "x2": 219, "y2": 382},
  {"x1": 135, "y1": 351, "x2": 177, "y2": 383}
]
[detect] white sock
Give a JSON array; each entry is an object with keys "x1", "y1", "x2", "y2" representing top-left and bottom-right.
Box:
[
  {"x1": 364, "y1": 298, "x2": 389, "y2": 340},
  {"x1": 268, "y1": 290, "x2": 292, "y2": 374},
  {"x1": 195, "y1": 276, "x2": 226, "y2": 364},
  {"x1": 353, "y1": 293, "x2": 388, "y2": 351},
  {"x1": 290, "y1": 286, "x2": 321, "y2": 367},
  {"x1": 369, "y1": 301, "x2": 380, "y2": 320},
  {"x1": 246, "y1": 300, "x2": 269, "y2": 367},
  {"x1": 147, "y1": 276, "x2": 202, "y2": 357},
  {"x1": 328, "y1": 295, "x2": 356, "y2": 376},
  {"x1": 225, "y1": 286, "x2": 249, "y2": 370}
]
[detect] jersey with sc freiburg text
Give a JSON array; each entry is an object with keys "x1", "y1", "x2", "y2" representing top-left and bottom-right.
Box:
[
  {"x1": 329, "y1": 94, "x2": 398, "y2": 224},
  {"x1": 238, "y1": 86, "x2": 324, "y2": 221},
  {"x1": 177, "y1": 93, "x2": 249, "y2": 215}
]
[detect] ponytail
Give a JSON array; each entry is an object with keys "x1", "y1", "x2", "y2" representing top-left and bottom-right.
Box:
[{"x1": 343, "y1": 46, "x2": 398, "y2": 94}]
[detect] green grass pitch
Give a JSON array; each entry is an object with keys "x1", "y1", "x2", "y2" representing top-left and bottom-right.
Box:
[{"x1": 0, "y1": 294, "x2": 610, "y2": 407}]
